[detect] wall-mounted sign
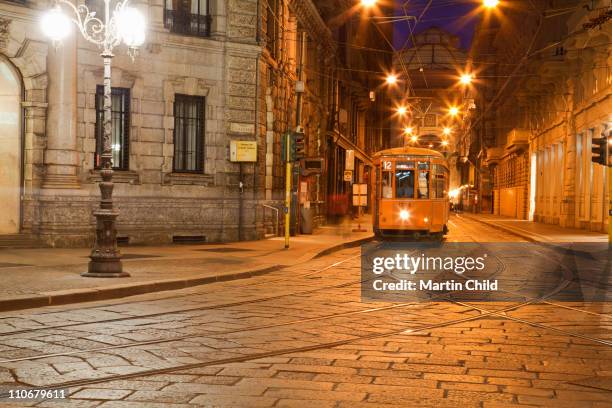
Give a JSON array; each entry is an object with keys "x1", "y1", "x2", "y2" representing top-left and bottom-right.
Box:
[
  {"x1": 345, "y1": 150, "x2": 355, "y2": 171},
  {"x1": 230, "y1": 122, "x2": 255, "y2": 135},
  {"x1": 230, "y1": 140, "x2": 257, "y2": 162},
  {"x1": 343, "y1": 170, "x2": 353, "y2": 182},
  {"x1": 302, "y1": 158, "x2": 324, "y2": 175},
  {"x1": 352, "y1": 184, "x2": 368, "y2": 207}
]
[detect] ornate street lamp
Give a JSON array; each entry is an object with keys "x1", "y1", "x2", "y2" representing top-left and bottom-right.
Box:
[{"x1": 41, "y1": 0, "x2": 145, "y2": 277}]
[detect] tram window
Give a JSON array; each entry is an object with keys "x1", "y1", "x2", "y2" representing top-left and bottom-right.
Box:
[
  {"x1": 418, "y1": 162, "x2": 429, "y2": 170},
  {"x1": 382, "y1": 171, "x2": 393, "y2": 199},
  {"x1": 432, "y1": 165, "x2": 448, "y2": 198},
  {"x1": 433, "y1": 176, "x2": 446, "y2": 198},
  {"x1": 396, "y1": 169, "x2": 414, "y2": 198},
  {"x1": 417, "y1": 171, "x2": 429, "y2": 199}
]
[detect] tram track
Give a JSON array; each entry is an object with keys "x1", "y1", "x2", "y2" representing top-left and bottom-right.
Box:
[
  {"x1": 0, "y1": 239, "x2": 504, "y2": 338},
  {"x1": 0, "y1": 253, "x2": 363, "y2": 337},
  {"x1": 0, "y1": 244, "x2": 368, "y2": 322},
  {"x1": 0, "y1": 271, "x2": 587, "y2": 399},
  {"x1": 0, "y1": 241, "x2": 608, "y2": 398},
  {"x1": 0, "y1": 241, "x2": 602, "y2": 364}
]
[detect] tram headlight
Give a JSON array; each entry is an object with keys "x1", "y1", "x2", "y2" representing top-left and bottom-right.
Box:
[
  {"x1": 424, "y1": 217, "x2": 429, "y2": 223},
  {"x1": 399, "y1": 210, "x2": 410, "y2": 221}
]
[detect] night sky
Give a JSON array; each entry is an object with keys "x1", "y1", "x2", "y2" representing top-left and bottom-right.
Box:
[{"x1": 393, "y1": 0, "x2": 479, "y2": 50}]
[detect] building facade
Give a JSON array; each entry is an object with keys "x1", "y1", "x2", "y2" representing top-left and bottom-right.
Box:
[
  {"x1": 0, "y1": 0, "x2": 390, "y2": 247},
  {"x1": 470, "y1": 0, "x2": 611, "y2": 232},
  {"x1": 310, "y1": 0, "x2": 392, "y2": 220}
]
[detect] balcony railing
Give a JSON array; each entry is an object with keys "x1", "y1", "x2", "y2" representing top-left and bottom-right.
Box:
[{"x1": 164, "y1": 9, "x2": 211, "y2": 38}]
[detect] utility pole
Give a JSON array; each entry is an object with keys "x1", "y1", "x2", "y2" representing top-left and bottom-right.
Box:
[{"x1": 284, "y1": 132, "x2": 291, "y2": 249}]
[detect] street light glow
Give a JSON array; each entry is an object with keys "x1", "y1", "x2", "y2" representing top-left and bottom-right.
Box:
[
  {"x1": 116, "y1": 7, "x2": 146, "y2": 47},
  {"x1": 360, "y1": 0, "x2": 377, "y2": 7},
  {"x1": 443, "y1": 127, "x2": 452, "y2": 136},
  {"x1": 396, "y1": 106, "x2": 407, "y2": 116},
  {"x1": 404, "y1": 126, "x2": 413, "y2": 135},
  {"x1": 483, "y1": 0, "x2": 499, "y2": 8},
  {"x1": 410, "y1": 135, "x2": 418, "y2": 143},
  {"x1": 385, "y1": 74, "x2": 398, "y2": 85},
  {"x1": 442, "y1": 140, "x2": 449, "y2": 146},
  {"x1": 449, "y1": 106, "x2": 460, "y2": 116},
  {"x1": 41, "y1": 7, "x2": 71, "y2": 42},
  {"x1": 460, "y1": 73, "x2": 473, "y2": 85}
]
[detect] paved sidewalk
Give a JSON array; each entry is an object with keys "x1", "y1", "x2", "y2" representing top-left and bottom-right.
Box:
[
  {"x1": 459, "y1": 212, "x2": 608, "y2": 243},
  {"x1": 0, "y1": 216, "x2": 373, "y2": 312}
]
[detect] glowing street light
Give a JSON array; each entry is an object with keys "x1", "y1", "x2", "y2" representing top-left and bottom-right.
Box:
[
  {"x1": 41, "y1": 7, "x2": 72, "y2": 41},
  {"x1": 396, "y1": 106, "x2": 407, "y2": 116},
  {"x1": 385, "y1": 74, "x2": 398, "y2": 85},
  {"x1": 443, "y1": 127, "x2": 452, "y2": 136},
  {"x1": 410, "y1": 135, "x2": 418, "y2": 143},
  {"x1": 459, "y1": 73, "x2": 473, "y2": 86},
  {"x1": 483, "y1": 0, "x2": 499, "y2": 8},
  {"x1": 360, "y1": 0, "x2": 377, "y2": 7},
  {"x1": 441, "y1": 140, "x2": 449, "y2": 147},
  {"x1": 41, "y1": 0, "x2": 146, "y2": 278},
  {"x1": 448, "y1": 106, "x2": 460, "y2": 117},
  {"x1": 404, "y1": 126, "x2": 414, "y2": 135}
]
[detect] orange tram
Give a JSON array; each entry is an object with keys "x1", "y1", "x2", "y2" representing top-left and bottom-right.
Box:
[{"x1": 372, "y1": 146, "x2": 450, "y2": 240}]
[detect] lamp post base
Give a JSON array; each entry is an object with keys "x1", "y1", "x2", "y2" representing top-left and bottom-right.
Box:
[
  {"x1": 82, "y1": 258, "x2": 128, "y2": 278},
  {"x1": 83, "y1": 208, "x2": 130, "y2": 278}
]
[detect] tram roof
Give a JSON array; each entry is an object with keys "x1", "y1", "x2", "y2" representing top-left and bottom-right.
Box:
[{"x1": 372, "y1": 146, "x2": 445, "y2": 159}]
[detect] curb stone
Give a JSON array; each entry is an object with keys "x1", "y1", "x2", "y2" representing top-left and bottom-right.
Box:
[
  {"x1": 0, "y1": 235, "x2": 374, "y2": 313},
  {"x1": 458, "y1": 213, "x2": 540, "y2": 243}
]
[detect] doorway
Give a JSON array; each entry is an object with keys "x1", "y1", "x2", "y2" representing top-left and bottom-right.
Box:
[{"x1": 0, "y1": 57, "x2": 22, "y2": 234}]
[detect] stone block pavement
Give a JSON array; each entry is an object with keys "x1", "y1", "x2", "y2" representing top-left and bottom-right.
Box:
[
  {"x1": 0, "y1": 217, "x2": 373, "y2": 312},
  {"x1": 458, "y1": 213, "x2": 607, "y2": 243},
  {"x1": 0, "y1": 213, "x2": 609, "y2": 407}
]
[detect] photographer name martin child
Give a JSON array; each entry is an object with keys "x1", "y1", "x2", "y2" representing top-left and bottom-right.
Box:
[{"x1": 372, "y1": 279, "x2": 499, "y2": 292}]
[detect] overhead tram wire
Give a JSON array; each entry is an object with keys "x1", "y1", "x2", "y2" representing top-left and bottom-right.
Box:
[{"x1": 461, "y1": 13, "x2": 608, "y2": 145}]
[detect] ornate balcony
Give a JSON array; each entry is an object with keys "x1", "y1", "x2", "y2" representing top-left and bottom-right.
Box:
[
  {"x1": 505, "y1": 128, "x2": 530, "y2": 152},
  {"x1": 485, "y1": 147, "x2": 504, "y2": 167},
  {"x1": 164, "y1": 9, "x2": 211, "y2": 38}
]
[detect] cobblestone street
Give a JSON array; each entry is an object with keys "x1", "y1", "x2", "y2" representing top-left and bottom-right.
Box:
[{"x1": 0, "y1": 215, "x2": 609, "y2": 407}]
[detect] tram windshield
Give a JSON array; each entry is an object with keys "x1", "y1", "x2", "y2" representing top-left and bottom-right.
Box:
[
  {"x1": 379, "y1": 159, "x2": 448, "y2": 200},
  {"x1": 395, "y1": 162, "x2": 414, "y2": 198}
]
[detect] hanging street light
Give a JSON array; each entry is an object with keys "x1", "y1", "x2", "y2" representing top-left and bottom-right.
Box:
[
  {"x1": 385, "y1": 73, "x2": 398, "y2": 85},
  {"x1": 483, "y1": 0, "x2": 499, "y2": 8},
  {"x1": 360, "y1": 0, "x2": 377, "y2": 7},
  {"x1": 459, "y1": 73, "x2": 474, "y2": 86},
  {"x1": 41, "y1": 0, "x2": 146, "y2": 277}
]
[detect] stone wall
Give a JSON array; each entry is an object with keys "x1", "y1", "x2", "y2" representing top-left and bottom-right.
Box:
[{"x1": 0, "y1": 0, "x2": 269, "y2": 246}]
